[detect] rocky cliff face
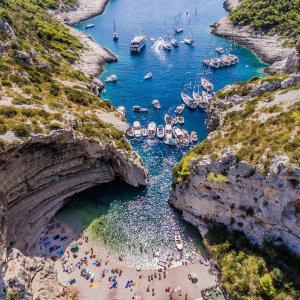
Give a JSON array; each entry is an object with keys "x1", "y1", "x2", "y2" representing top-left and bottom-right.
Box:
[
  {"x1": 0, "y1": 130, "x2": 147, "y2": 298},
  {"x1": 0, "y1": 130, "x2": 146, "y2": 255},
  {"x1": 170, "y1": 75, "x2": 300, "y2": 255},
  {"x1": 169, "y1": 149, "x2": 300, "y2": 254}
]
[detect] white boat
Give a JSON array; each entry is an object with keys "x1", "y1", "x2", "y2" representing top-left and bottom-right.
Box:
[
  {"x1": 184, "y1": 27, "x2": 195, "y2": 47},
  {"x1": 141, "y1": 127, "x2": 148, "y2": 137},
  {"x1": 203, "y1": 58, "x2": 220, "y2": 69},
  {"x1": 181, "y1": 92, "x2": 198, "y2": 109},
  {"x1": 174, "y1": 14, "x2": 184, "y2": 34},
  {"x1": 130, "y1": 34, "x2": 146, "y2": 53},
  {"x1": 164, "y1": 114, "x2": 171, "y2": 124},
  {"x1": 144, "y1": 72, "x2": 153, "y2": 80},
  {"x1": 165, "y1": 124, "x2": 173, "y2": 140},
  {"x1": 193, "y1": 91, "x2": 208, "y2": 110},
  {"x1": 172, "y1": 126, "x2": 184, "y2": 144},
  {"x1": 175, "y1": 233, "x2": 183, "y2": 250},
  {"x1": 215, "y1": 47, "x2": 224, "y2": 54},
  {"x1": 133, "y1": 121, "x2": 142, "y2": 138},
  {"x1": 162, "y1": 39, "x2": 172, "y2": 51},
  {"x1": 116, "y1": 106, "x2": 126, "y2": 118},
  {"x1": 84, "y1": 23, "x2": 95, "y2": 29},
  {"x1": 177, "y1": 115, "x2": 184, "y2": 125},
  {"x1": 164, "y1": 137, "x2": 177, "y2": 146},
  {"x1": 157, "y1": 125, "x2": 165, "y2": 139},
  {"x1": 105, "y1": 75, "x2": 117, "y2": 82},
  {"x1": 132, "y1": 105, "x2": 149, "y2": 112},
  {"x1": 175, "y1": 27, "x2": 183, "y2": 34},
  {"x1": 126, "y1": 127, "x2": 134, "y2": 137},
  {"x1": 184, "y1": 38, "x2": 195, "y2": 46},
  {"x1": 175, "y1": 104, "x2": 185, "y2": 114},
  {"x1": 171, "y1": 38, "x2": 180, "y2": 47},
  {"x1": 201, "y1": 78, "x2": 214, "y2": 92},
  {"x1": 113, "y1": 20, "x2": 119, "y2": 40},
  {"x1": 152, "y1": 99, "x2": 161, "y2": 109},
  {"x1": 147, "y1": 122, "x2": 157, "y2": 139},
  {"x1": 182, "y1": 129, "x2": 191, "y2": 144},
  {"x1": 150, "y1": 37, "x2": 155, "y2": 43},
  {"x1": 191, "y1": 131, "x2": 198, "y2": 143}
]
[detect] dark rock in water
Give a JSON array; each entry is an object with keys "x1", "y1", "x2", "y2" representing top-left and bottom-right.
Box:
[{"x1": 13, "y1": 50, "x2": 33, "y2": 65}]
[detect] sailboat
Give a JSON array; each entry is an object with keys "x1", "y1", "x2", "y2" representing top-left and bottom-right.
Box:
[
  {"x1": 113, "y1": 20, "x2": 118, "y2": 40},
  {"x1": 163, "y1": 19, "x2": 172, "y2": 51},
  {"x1": 174, "y1": 14, "x2": 183, "y2": 34},
  {"x1": 194, "y1": 0, "x2": 198, "y2": 15},
  {"x1": 184, "y1": 20, "x2": 195, "y2": 46},
  {"x1": 193, "y1": 73, "x2": 208, "y2": 110}
]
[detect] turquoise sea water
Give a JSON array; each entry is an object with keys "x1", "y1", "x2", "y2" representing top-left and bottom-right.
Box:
[{"x1": 57, "y1": 0, "x2": 267, "y2": 267}]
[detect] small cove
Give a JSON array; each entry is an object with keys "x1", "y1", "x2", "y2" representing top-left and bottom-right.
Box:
[{"x1": 56, "y1": 0, "x2": 267, "y2": 268}]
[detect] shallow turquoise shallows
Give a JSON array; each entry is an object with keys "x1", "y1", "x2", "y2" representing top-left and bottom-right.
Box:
[{"x1": 58, "y1": 0, "x2": 267, "y2": 268}]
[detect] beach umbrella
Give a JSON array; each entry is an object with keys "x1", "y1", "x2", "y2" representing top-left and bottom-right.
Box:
[
  {"x1": 71, "y1": 242, "x2": 77, "y2": 248},
  {"x1": 91, "y1": 283, "x2": 99, "y2": 289}
]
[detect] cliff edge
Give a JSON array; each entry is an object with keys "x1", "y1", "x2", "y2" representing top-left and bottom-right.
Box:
[{"x1": 169, "y1": 74, "x2": 300, "y2": 255}]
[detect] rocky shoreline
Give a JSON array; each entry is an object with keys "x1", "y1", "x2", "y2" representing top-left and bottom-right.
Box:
[
  {"x1": 53, "y1": 0, "x2": 117, "y2": 78},
  {"x1": 52, "y1": 0, "x2": 110, "y2": 25},
  {"x1": 211, "y1": 0, "x2": 299, "y2": 74}
]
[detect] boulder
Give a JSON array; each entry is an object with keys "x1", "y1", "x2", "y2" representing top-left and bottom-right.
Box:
[{"x1": 13, "y1": 50, "x2": 33, "y2": 65}]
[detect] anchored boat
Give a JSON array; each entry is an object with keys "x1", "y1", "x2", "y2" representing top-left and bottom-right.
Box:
[
  {"x1": 126, "y1": 127, "x2": 134, "y2": 137},
  {"x1": 175, "y1": 104, "x2": 185, "y2": 114},
  {"x1": 172, "y1": 126, "x2": 184, "y2": 145},
  {"x1": 164, "y1": 114, "x2": 171, "y2": 124},
  {"x1": 191, "y1": 131, "x2": 198, "y2": 143},
  {"x1": 113, "y1": 20, "x2": 119, "y2": 40},
  {"x1": 132, "y1": 106, "x2": 149, "y2": 112},
  {"x1": 177, "y1": 115, "x2": 184, "y2": 125},
  {"x1": 152, "y1": 99, "x2": 161, "y2": 109},
  {"x1": 105, "y1": 75, "x2": 117, "y2": 82},
  {"x1": 175, "y1": 232, "x2": 183, "y2": 250},
  {"x1": 144, "y1": 72, "x2": 153, "y2": 80},
  {"x1": 165, "y1": 124, "x2": 173, "y2": 140},
  {"x1": 130, "y1": 28, "x2": 146, "y2": 53},
  {"x1": 147, "y1": 122, "x2": 157, "y2": 139},
  {"x1": 84, "y1": 23, "x2": 95, "y2": 29},
  {"x1": 157, "y1": 125, "x2": 165, "y2": 139},
  {"x1": 141, "y1": 127, "x2": 148, "y2": 137},
  {"x1": 171, "y1": 38, "x2": 180, "y2": 47},
  {"x1": 133, "y1": 121, "x2": 142, "y2": 138}
]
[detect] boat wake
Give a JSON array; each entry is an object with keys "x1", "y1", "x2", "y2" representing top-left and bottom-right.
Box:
[{"x1": 151, "y1": 39, "x2": 167, "y2": 62}]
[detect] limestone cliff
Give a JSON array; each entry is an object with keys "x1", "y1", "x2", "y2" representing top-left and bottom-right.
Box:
[
  {"x1": 169, "y1": 74, "x2": 300, "y2": 254},
  {"x1": 0, "y1": 131, "x2": 146, "y2": 299},
  {"x1": 0, "y1": 1, "x2": 147, "y2": 298}
]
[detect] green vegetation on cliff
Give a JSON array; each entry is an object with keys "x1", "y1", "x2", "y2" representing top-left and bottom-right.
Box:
[
  {"x1": 0, "y1": 0, "x2": 130, "y2": 152},
  {"x1": 205, "y1": 225, "x2": 300, "y2": 300},
  {"x1": 230, "y1": 0, "x2": 300, "y2": 45}
]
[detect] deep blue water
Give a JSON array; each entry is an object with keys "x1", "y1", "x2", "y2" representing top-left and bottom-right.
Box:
[{"x1": 58, "y1": 0, "x2": 267, "y2": 267}]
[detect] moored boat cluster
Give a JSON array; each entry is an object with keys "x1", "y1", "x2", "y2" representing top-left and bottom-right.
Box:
[{"x1": 123, "y1": 101, "x2": 198, "y2": 146}]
